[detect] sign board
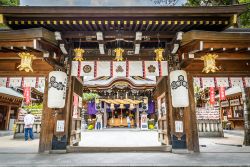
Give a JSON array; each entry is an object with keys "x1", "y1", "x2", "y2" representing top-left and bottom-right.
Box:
[
  {"x1": 196, "y1": 108, "x2": 220, "y2": 120},
  {"x1": 230, "y1": 99, "x2": 240, "y2": 106},
  {"x1": 221, "y1": 100, "x2": 229, "y2": 108},
  {"x1": 175, "y1": 121, "x2": 183, "y2": 133},
  {"x1": 141, "y1": 113, "x2": 148, "y2": 130},
  {"x1": 56, "y1": 120, "x2": 65, "y2": 132}
]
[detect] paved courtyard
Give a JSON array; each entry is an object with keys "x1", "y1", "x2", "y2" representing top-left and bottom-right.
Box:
[
  {"x1": 0, "y1": 130, "x2": 250, "y2": 166},
  {"x1": 79, "y1": 128, "x2": 161, "y2": 147}
]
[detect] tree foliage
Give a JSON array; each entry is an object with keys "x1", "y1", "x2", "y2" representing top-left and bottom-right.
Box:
[
  {"x1": 185, "y1": 0, "x2": 250, "y2": 28},
  {"x1": 0, "y1": 0, "x2": 19, "y2": 6},
  {"x1": 151, "y1": 0, "x2": 180, "y2": 6}
]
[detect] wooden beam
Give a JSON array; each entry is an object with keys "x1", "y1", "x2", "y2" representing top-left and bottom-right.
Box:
[
  {"x1": 0, "y1": 5, "x2": 246, "y2": 16},
  {"x1": 194, "y1": 52, "x2": 250, "y2": 60}
]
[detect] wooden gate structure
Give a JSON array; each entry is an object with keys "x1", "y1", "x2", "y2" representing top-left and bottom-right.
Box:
[{"x1": 0, "y1": 4, "x2": 249, "y2": 153}]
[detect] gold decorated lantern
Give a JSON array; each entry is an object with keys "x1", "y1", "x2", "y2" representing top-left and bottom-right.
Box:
[
  {"x1": 119, "y1": 103, "x2": 125, "y2": 109},
  {"x1": 200, "y1": 53, "x2": 219, "y2": 73},
  {"x1": 114, "y1": 48, "x2": 124, "y2": 61},
  {"x1": 129, "y1": 103, "x2": 135, "y2": 110},
  {"x1": 110, "y1": 103, "x2": 115, "y2": 110},
  {"x1": 17, "y1": 52, "x2": 35, "y2": 72},
  {"x1": 73, "y1": 48, "x2": 85, "y2": 61},
  {"x1": 154, "y1": 48, "x2": 164, "y2": 61}
]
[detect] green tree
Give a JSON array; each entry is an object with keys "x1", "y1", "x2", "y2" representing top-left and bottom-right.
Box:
[
  {"x1": 239, "y1": 0, "x2": 250, "y2": 28},
  {"x1": 0, "y1": 0, "x2": 19, "y2": 6},
  {"x1": 185, "y1": 0, "x2": 250, "y2": 28}
]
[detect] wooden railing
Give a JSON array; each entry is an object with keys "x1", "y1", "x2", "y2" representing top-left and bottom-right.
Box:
[{"x1": 197, "y1": 120, "x2": 224, "y2": 137}]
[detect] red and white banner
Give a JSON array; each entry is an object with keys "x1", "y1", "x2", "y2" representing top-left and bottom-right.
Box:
[
  {"x1": 209, "y1": 87, "x2": 215, "y2": 105},
  {"x1": 219, "y1": 87, "x2": 226, "y2": 100},
  {"x1": 0, "y1": 77, "x2": 7, "y2": 87},
  {"x1": 9, "y1": 77, "x2": 22, "y2": 87},
  {"x1": 245, "y1": 77, "x2": 250, "y2": 87},
  {"x1": 194, "y1": 77, "x2": 250, "y2": 88},
  {"x1": 216, "y1": 77, "x2": 229, "y2": 87},
  {"x1": 23, "y1": 87, "x2": 31, "y2": 105},
  {"x1": 202, "y1": 77, "x2": 215, "y2": 88},
  {"x1": 230, "y1": 77, "x2": 244, "y2": 87},
  {"x1": 23, "y1": 77, "x2": 36, "y2": 87},
  {"x1": 0, "y1": 77, "x2": 45, "y2": 88},
  {"x1": 71, "y1": 61, "x2": 168, "y2": 77}
]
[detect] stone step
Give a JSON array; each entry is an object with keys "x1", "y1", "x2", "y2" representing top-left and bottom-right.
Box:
[
  {"x1": 67, "y1": 145, "x2": 172, "y2": 153},
  {"x1": 0, "y1": 130, "x2": 14, "y2": 137}
]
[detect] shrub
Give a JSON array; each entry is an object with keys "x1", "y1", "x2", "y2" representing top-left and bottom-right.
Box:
[{"x1": 87, "y1": 124, "x2": 94, "y2": 130}]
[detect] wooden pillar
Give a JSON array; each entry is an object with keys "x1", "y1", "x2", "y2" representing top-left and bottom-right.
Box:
[
  {"x1": 242, "y1": 88, "x2": 250, "y2": 146},
  {"x1": 103, "y1": 103, "x2": 107, "y2": 128},
  {"x1": 5, "y1": 105, "x2": 11, "y2": 130},
  {"x1": 184, "y1": 73, "x2": 200, "y2": 152},
  {"x1": 136, "y1": 104, "x2": 140, "y2": 128},
  {"x1": 166, "y1": 77, "x2": 174, "y2": 145},
  {"x1": 39, "y1": 75, "x2": 54, "y2": 153}
]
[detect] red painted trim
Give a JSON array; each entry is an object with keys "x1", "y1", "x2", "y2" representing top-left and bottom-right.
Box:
[
  {"x1": 126, "y1": 60, "x2": 129, "y2": 77},
  {"x1": 142, "y1": 61, "x2": 145, "y2": 78},
  {"x1": 6, "y1": 77, "x2": 10, "y2": 88},
  {"x1": 111, "y1": 61, "x2": 113, "y2": 77},
  {"x1": 94, "y1": 61, "x2": 97, "y2": 78},
  {"x1": 158, "y1": 61, "x2": 162, "y2": 77},
  {"x1": 77, "y1": 61, "x2": 81, "y2": 78},
  {"x1": 35, "y1": 77, "x2": 39, "y2": 88}
]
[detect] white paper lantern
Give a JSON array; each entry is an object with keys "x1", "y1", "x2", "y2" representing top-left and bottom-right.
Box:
[
  {"x1": 47, "y1": 71, "x2": 67, "y2": 108},
  {"x1": 170, "y1": 70, "x2": 189, "y2": 108}
]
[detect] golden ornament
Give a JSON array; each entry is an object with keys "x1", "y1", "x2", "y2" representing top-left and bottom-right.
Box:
[
  {"x1": 17, "y1": 52, "x2": 35, "y2": 72},
  {"x1": 200, "y1": 53, "x2": 219, "y2": 73},
  {"x1": 114, "y1": 48, "x2": 124, "y2": 61},
  {"x1": 73, "y1": 48, "x2": 84, "y2": 61},
  {"x1": 154, "y1": 48, "x2": 164, "y2": 61}
]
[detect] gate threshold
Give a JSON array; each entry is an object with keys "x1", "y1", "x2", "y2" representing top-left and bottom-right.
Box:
[{"x1": 66, "y1": 145, "x2": 172, "y2": 153}]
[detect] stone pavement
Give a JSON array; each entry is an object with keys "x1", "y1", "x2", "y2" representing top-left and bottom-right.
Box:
[
  {"x1": 0, "y1": 129, "x2": 250, "y2": 166},
  {"x1": 79, "y1": 128, "x2": 161, "y2": 147}
]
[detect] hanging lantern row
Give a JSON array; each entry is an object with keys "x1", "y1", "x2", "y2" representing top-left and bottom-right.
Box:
[
  {"x1": 200, "y1": 53, "x2": 219, "y2": 73},
  {"x1": 17, "y1": 52, "x2": 36, "y2": 72},
  {"x1": 154, "y1": 48, "x2": 164, "y2": 62},
  {"x1": 73, "y1": 48, "x2": 85, "y2": 61}
]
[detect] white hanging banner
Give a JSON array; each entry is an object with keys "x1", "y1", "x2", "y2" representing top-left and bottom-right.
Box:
[
  {"x1": 216, "y1": 77, "x2": 229, "y2": 87},
  {"x1": 193, "y1": 77, "x2": 201, "y2": 87},
  {"x1": 71, "y1": 61, "x2": 79, "y2": 76},
  {"x1": 72, "y1": 61, "x2": 168, "y2": 77},
  {"x1": 81, "y1": 61, "x2": 95, "y2": 76},
  {"x1": 0, "y1": 77, "x2": 7, "y2": 87},
  {"x1": 230, "y1": 77, "x2": 243, "y2": 87},
  {"x1": 113, "y1": 61, "x2": 126, "y2": 77},
  {"x1": 202, "y1": 77, "x2": 215, "y2": 88},
  {"x1": 9, "y1": 77, "x2": 22, "y2": 87},
  {"x1": 144, "y1": 61, "x2": 159, "y2": 76},
  {"x1": 244, "y1": 77, "x2": 250, "y2": 87},
  {"x1": 128, "y1": 61, "x2": 143, "y2": 76},
  {"x1": 23, "y1": 77, "x2": 36, "y2": 87},
  {"x1": 161, "y1": 61, "x2": 168, "y2": 76},
  {"x1": 96, "y1": 61, "x2": 111, "y2": 77}
]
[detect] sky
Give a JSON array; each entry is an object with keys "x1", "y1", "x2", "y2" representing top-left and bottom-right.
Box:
[{"x1": 20, "y1": 0, "x2": 186, "y2": 6}]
